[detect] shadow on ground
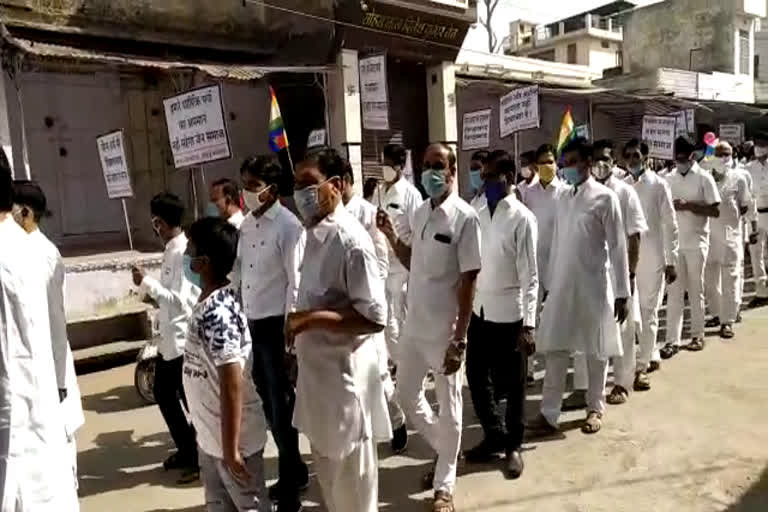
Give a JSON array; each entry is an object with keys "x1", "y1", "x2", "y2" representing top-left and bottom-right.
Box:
[
  {"x1": 725, "y1": 465, "x2": 768, "y2": 512},
  {"x1": 81, "y1": 385, "x2": 150, "y2": 413}
]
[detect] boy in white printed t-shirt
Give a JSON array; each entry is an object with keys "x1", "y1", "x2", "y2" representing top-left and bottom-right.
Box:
[{"x1": 182, "y1": 217, "x2": 270, "y2": 512}]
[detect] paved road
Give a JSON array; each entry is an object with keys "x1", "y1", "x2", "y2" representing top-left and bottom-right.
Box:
[{"x1": 76, "y1": 307, "x2": 768, "y2": 512}]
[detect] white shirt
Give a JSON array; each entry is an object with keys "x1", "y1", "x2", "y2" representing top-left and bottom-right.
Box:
[
  {"x1": 293, "y1": 205, "x2": 390, "y2": 459},
  {"x1": 746, "y1": 158, "x2": 768, "y2": 229},
  {"x1": 375, "y1": 177, "x2": 423, "y2": 276},
  {"x1": 626, "y1": 170, "x2": 680, "y2": 269},
  {"x1": 227, "y1": 209, "x2": 245, "y2": 229},
  {"x1": 28, "y1": 229, "x2": 84, "y2": 438},
  {"x1": 236, "y1": 202, "x2": 305, "y2": 320},
  {"x1": 140, "y1": 232, "x2": 200, "y2": 360},
  {"x1": 604, "y1": 176, "x2": 648, "y2": 238},
  {"x1": 521, "y1": 174, "x2": 565, "y2": 290},
  {"x1": 404, "y1": 193, "x2": 482, "y2": 344},
  {"x1": 345, "y1": 195, "x2": 389, "y2": 281},
  {"x1": 538, "y1": 178, "x2": 630, "y2": 358},
  {"x1": 182, "y1": 287, "x2": 266, "y2": 459},
  {"x1": 471, "y1": 194, "x2": 538, "y2": 327},
  {"x1": 709, "y1": 169, "x2": 750, "y2": 263},
  {"x1": 664, "y1": 163, "x2": 721, "y2": 251}
]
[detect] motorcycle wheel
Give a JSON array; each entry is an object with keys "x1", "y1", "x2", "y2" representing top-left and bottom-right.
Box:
[{"x1": 135, "y1": 358, "x2": 157, "y2": 405}]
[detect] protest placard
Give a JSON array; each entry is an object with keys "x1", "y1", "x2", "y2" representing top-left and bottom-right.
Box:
[
  {"x1": 499, "y1": 85, "x2": 539, "y2": 138},
  {"x1": 359, "y1": 54, "x2": 390, "y2": 130},
  {"x1": 642, "y1": 115, "x2": 676, "y2": 160},
  {"x1": 462, "y1": 109, "x2": 491, "y2": 150},
  {"x1": 719, "y1": 123, "x2": 745, "y2": 144},
  {"x1": 96, "y1": 130, "x2": 133, "y2": 199}
]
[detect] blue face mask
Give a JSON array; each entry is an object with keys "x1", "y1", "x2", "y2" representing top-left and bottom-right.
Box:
[
  {"x1": 562, "y1": 166, "x2": 585, "y2": 186},
  {"x1": 421, "y1": 168, "x2": 448, "y2": 198},
  {"x1": 484, "y1": 180, "x2": 506, "y2": 205},
  {"x1": 293, "y1": 185, "x2": 320, "y2": 224},
  {"x1": 629, "y1": 162, "x2": 644, "y2": 178},
  {"x1": 205, "y1": 202, "x2": 220, "y2": 218},
  {"x1": 469, "y1": 169, "x2": 484, "y2": 191},
  {"x1": 183, "y1": 254, "x2": 202, "y2": 288}
]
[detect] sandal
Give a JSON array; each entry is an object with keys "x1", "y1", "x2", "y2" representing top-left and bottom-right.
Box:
[
  {"x1": 685, "y1": 338, "x2": 705, "y2": 352},
  {"x1": 433, "y1": 490, "x2": 455, "y2": 512},
  {"x1": 581, "y1": 411, "x2": 603, "y2": 434},
  {"x1": 633, "y1": 371, "x2": 651, "y2": 391},
  {"x1": 606, "y1": 385, "x2": 629, "y2": 405},
  {"x1": 720, "y1": 324, "x2": 735, "y2": 339}
]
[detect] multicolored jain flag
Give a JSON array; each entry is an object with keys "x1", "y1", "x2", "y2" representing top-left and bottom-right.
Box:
[
  {"x1": 268, "y1": 86, "x2": 289, "y2": 153},
  {"x1": 556, "y1": 106, "x2": 576, "y2": 157}
]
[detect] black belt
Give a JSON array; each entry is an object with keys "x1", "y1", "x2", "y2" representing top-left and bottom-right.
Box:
[{"x1": 759, "y1": 207, "x2": 768, "y2": 214}]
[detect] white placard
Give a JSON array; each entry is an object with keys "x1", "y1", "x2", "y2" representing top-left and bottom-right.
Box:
[
  {"x1": 575, "y1": 124, "x2": 590, "y2": 140},
  {"x1": 96, "y1": 130, "x2": 133, "y2": 199},
  {"x1": 462, "y1": 109, "x2": 491, "y2": 150},
  {"x1": 642, "y1": 115, "x2": 677, "y2": 160},
  {"x1": 362, "y1": 101, "x2": 390, "y2": 131},
  {"x1": 719, "y1": 123, "x2": 745, "y2": 144},
  {"x1": 307, "y1": 128, "x2": 327, "y2": 148},
  {"x1": 163, "y1": 84, "x2": 231, "y2": 168},
  {"x1": 499, "y1": 85, "x2": 540, "y2": 138},
  {"x1": 673, "y1": 111, "x2": 688, "y2": 136},
  {"x1": 359, "y1": 54, "x2": 388, "y2": 103},
  {"x1": 686, "y1": 109, "x2": 696, "y2": 134}
]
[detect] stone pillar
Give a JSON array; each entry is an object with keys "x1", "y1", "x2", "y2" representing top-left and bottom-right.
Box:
[
  {"x1": 426, "y1": 61, "x2": 458, "y2": 191},
  {"x1": 0, "y1": 69, "x2": 30, "y2": 179},
  {"x1": 327, "y1": 49, "x2": 363, "y2": 195}
]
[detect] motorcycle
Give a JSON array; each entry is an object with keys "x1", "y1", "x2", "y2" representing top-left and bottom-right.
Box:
[{"x1": 135, "y1": 339, "x2": 158, "y2": 404}]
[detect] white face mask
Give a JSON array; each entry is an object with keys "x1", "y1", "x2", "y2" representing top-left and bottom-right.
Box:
[
  {"x1": 520, "y1": 165, "x2": 533, "y2": 179},
  {"x1": 382, "y1": 165, "x2": 399, "y2": 183},
  {"x1": 755, "y1": 146, "x2": 768, "y2": 158},
  {"x1": 720, "y1": 156, "x2": 733, "y2": 168},
  {"x1": 592, "y1": 161, "x2": 613, "y2": 181},
  {"x1": 243, "y1": 186, "x2": 270, "y2": 212}
]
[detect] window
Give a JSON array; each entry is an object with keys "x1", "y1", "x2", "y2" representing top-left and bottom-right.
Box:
[
  {"x1": 531, "y1": 49, "x2": 556, "y2": 62},
  {"x1": 567, "y1": 43, "x2": 577, "y2": 64},
  {"x1": 740, "y1": 30, "x2": 750, "y2": 75},
  {"x1": 601, "y1": 41, "x2": 610, "y2": 49}
]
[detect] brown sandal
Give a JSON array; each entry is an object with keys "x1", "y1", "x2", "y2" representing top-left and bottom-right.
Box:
[
  {"x1": 433, "y1": 490, "x2": 455, "y2": 512},
  {"x1": 606, "y1": 385, "x2": 629, "y2": 405},
  {"x1": 581, "y1": 411, "x2": 603, "y2": 434}
]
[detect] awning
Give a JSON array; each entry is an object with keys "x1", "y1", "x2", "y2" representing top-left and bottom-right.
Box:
[{"x1": 1, "y1": 25, "x2": 334, "y2": 80}]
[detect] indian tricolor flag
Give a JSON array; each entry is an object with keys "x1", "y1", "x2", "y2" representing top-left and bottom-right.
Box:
[
  {"x1": 556, "y1": 106, "x2": 576, "y2": 157},
  {"x1": 268, "y1": 86, "x2": 289, "y2": 153}
]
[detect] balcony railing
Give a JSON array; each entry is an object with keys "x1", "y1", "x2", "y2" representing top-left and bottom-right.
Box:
[{"x1": 533, "y1": 14, "x2": 623, "y2": 44}]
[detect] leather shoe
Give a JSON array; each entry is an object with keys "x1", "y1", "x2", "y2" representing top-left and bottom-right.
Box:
[{"x1": 505, "y1": 450, "x2": 524, "y2": 479}]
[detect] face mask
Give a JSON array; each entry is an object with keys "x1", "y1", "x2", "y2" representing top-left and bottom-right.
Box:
[
  {"x1": 592, "y1": 161, "x2": 613, "y2": 181},
  {"x1": 755, "y1": 146, "x2": 768, "y2": 158},
  {"x1": 421, "y1": 168, "x2": 448, "y2": 198},
  {"x1": 243, "y1": 186, "x2": 270, "y2": 212},
  {"x1": 382, "y1": 165, "x2": 399, "y2": 183},
  {"x1": 720, "y1": 156, "x2": 733, "y2": 169},
  {"x1": 520, "y1": 165, "x2": 533, "y2": 180},
  {"x1": 484, "y1": 180, "x2": 506, "y2": 205},
  {"x1": 629, "y1": 162, "x2": 644, "y2": 178},
  {"x1": 469, "y1": 169, "x2": 484, "y2": 190},
  {"x1": 562, "y1": 166, "x2": 585, "y2": 186},
  {"x1": 538, "y1": 163, "x2": 557, "y2": 183},
  {"x1": 677, "y1": 160, "x2": 693, "y2": 174},
  {"x1": 205, "y1": 202, "x2": 220, "y2": 218},
  {"x1": 183, "y1": 254, "x2": 202, "y2": 288}
]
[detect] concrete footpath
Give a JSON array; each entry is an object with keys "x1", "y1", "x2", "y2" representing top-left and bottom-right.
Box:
[{"x1": 75, "y1": 307, "x2": 768, "y2": 512}]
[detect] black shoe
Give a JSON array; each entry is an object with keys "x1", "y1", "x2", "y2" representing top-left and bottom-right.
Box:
[
  {"x1": 659, "y1": 344, "x2": 679, "y2": 360},
  {"x1": 505, "y1": 450, "x2": 524, "y2": 480},
  {"x1": 176, "y1": 466, "x2": 200, "y2": 485},
  {"x1": 391, "y1": 424, "x2": 408, "y2": 454},
  {"x1": 275, "y1": 497, "x2": 303, "y2": 512},
  {"x1": 163, "y1": 451, "x2": 195, "y2": 471},
  {"x1": 464, "y1": 438, "x2": 504, "y2": 464},
  {"x1": 705, "y1": 316, "x2": 720, "y2": 328},
  {"x1": 736, "y1": 312, "x2": 743, "y2": 323},
  {"x1": 648, "y1": 360, "x2": 661, "y2": 373},
  {"x1": 268, "y1": 464, "x2": 310, "y2": 501}
]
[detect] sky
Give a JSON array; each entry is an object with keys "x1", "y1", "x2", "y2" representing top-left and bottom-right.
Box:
[{"x1": 462, "y1": 0, "x2": 663, "y2": 53}]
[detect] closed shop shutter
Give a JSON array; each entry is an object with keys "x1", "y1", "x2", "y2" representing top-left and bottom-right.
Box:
[{"x1": 361, "y1": 58, "x2": 429, "y2": 180}]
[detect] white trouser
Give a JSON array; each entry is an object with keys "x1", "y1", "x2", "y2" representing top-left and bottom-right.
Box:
[
  {"x1": 398, "y1": 336, "x2": 463, "y2": 494},
  {"x1": 749, "y1": 228, "x2": 768, "y2": 298},
  {"x1": 705, "y1": 254, "x2": 741, "y2": 325},
  {"x1": 313, "y1": 439, "x2": 378, "y2": 512},
  {"x1": 666, "y1": 247, "x2": 707, "y2": 345},
  {"x1": 636, "y1": 264, "x2": 665, "y2": 370},
  {"x1": 385, "y1": 272, "x2": 408, "y2": 364},
  {"x1": 542, "y1": 351, "x2": 608, "y2": 427}
]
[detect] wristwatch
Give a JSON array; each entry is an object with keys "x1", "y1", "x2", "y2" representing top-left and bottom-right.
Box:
[{"x1": 453, "y1": 338, "x2": 467, "y2": 351}]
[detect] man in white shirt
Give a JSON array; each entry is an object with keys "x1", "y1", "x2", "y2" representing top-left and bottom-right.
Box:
[
  {"x1": 375, "y1": 144, "x2": 423, "y2": 373},
  {"x1": 12, "y1": 181, "x2": 84, "y2": 506},
  {"x1": 235, "y1": 155, "x2": 307, "y2": 512},
  {"x1": 527, "y1": 138, "x2": 630, "y2": 436},
  {"x1": 746, "y1": 131, "x2": 768, "y2": 307},
  {"x1": 0, "y1": 161, "x2": 78, "y2": 511},
  {"x1": 730, "y1": 155, "x2": 757, "y2": 318},
  {"x1": 465, "y1": 155, "x2": 537, "y2": 480},
  {"x1": 208, "y1": 178, "x2": 245, "y2": 229},
  {"x1": 589, "y1": 140, "x2": 648, "y2": 405},
  {"x1": 701, "y1": 142, "x2": 752, "y2": 339},
  {"x1": 379, "y1": 143, "x2": 481, "y2": 512},
  {"x1": 468, "y1": 150, "x2": 490, "y2": 197},
  {"x1": 286, "y1": 149, "x2": 389, "y2": 512},
  {"x1": 660, "y1": 138, "x2": 721, "y2": 358},
  {"x1": 622, "y1": 139, "x2": 679, "y2": 383},
  {"x1": 341, "y1": 161, "x2": 408, "y2": 454},
  {"x1": 132, "y1": 193, "x2": 200, "y2": 477}
]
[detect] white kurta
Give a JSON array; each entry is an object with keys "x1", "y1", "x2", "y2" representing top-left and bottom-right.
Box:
[
  {"x1": 0, "y1": 216, "x2": 77, "y2": 511},
  {"x1": 538, "y1": 178, "x2": 630, "y2": 358}
]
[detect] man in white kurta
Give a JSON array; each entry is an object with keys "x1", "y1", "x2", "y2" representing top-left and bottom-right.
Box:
[
  {"x1": 622, "y1": 140, "x2": 679, "y2": 382},
  {"x1": 287, "y1": 150, "x2": 389, "y2": 512},
  {"x1": 12, "y1": 181, "x2": 84, "y2": 506},
  {"x1": 528, "y1": 138, "x2": 630, "y2": 435},
  {"x1": 661, "y1": 138, "x2": 721, "y2": 357},
  {"x1": 0, "y1": 165, "x2": 77, "y2": 511},
  {"x1": 745, "y1": 131, "x2": 768, "y2": 307},
  {"x1": 701, "y1": 143, "x2": 752, "y2": 338}
]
